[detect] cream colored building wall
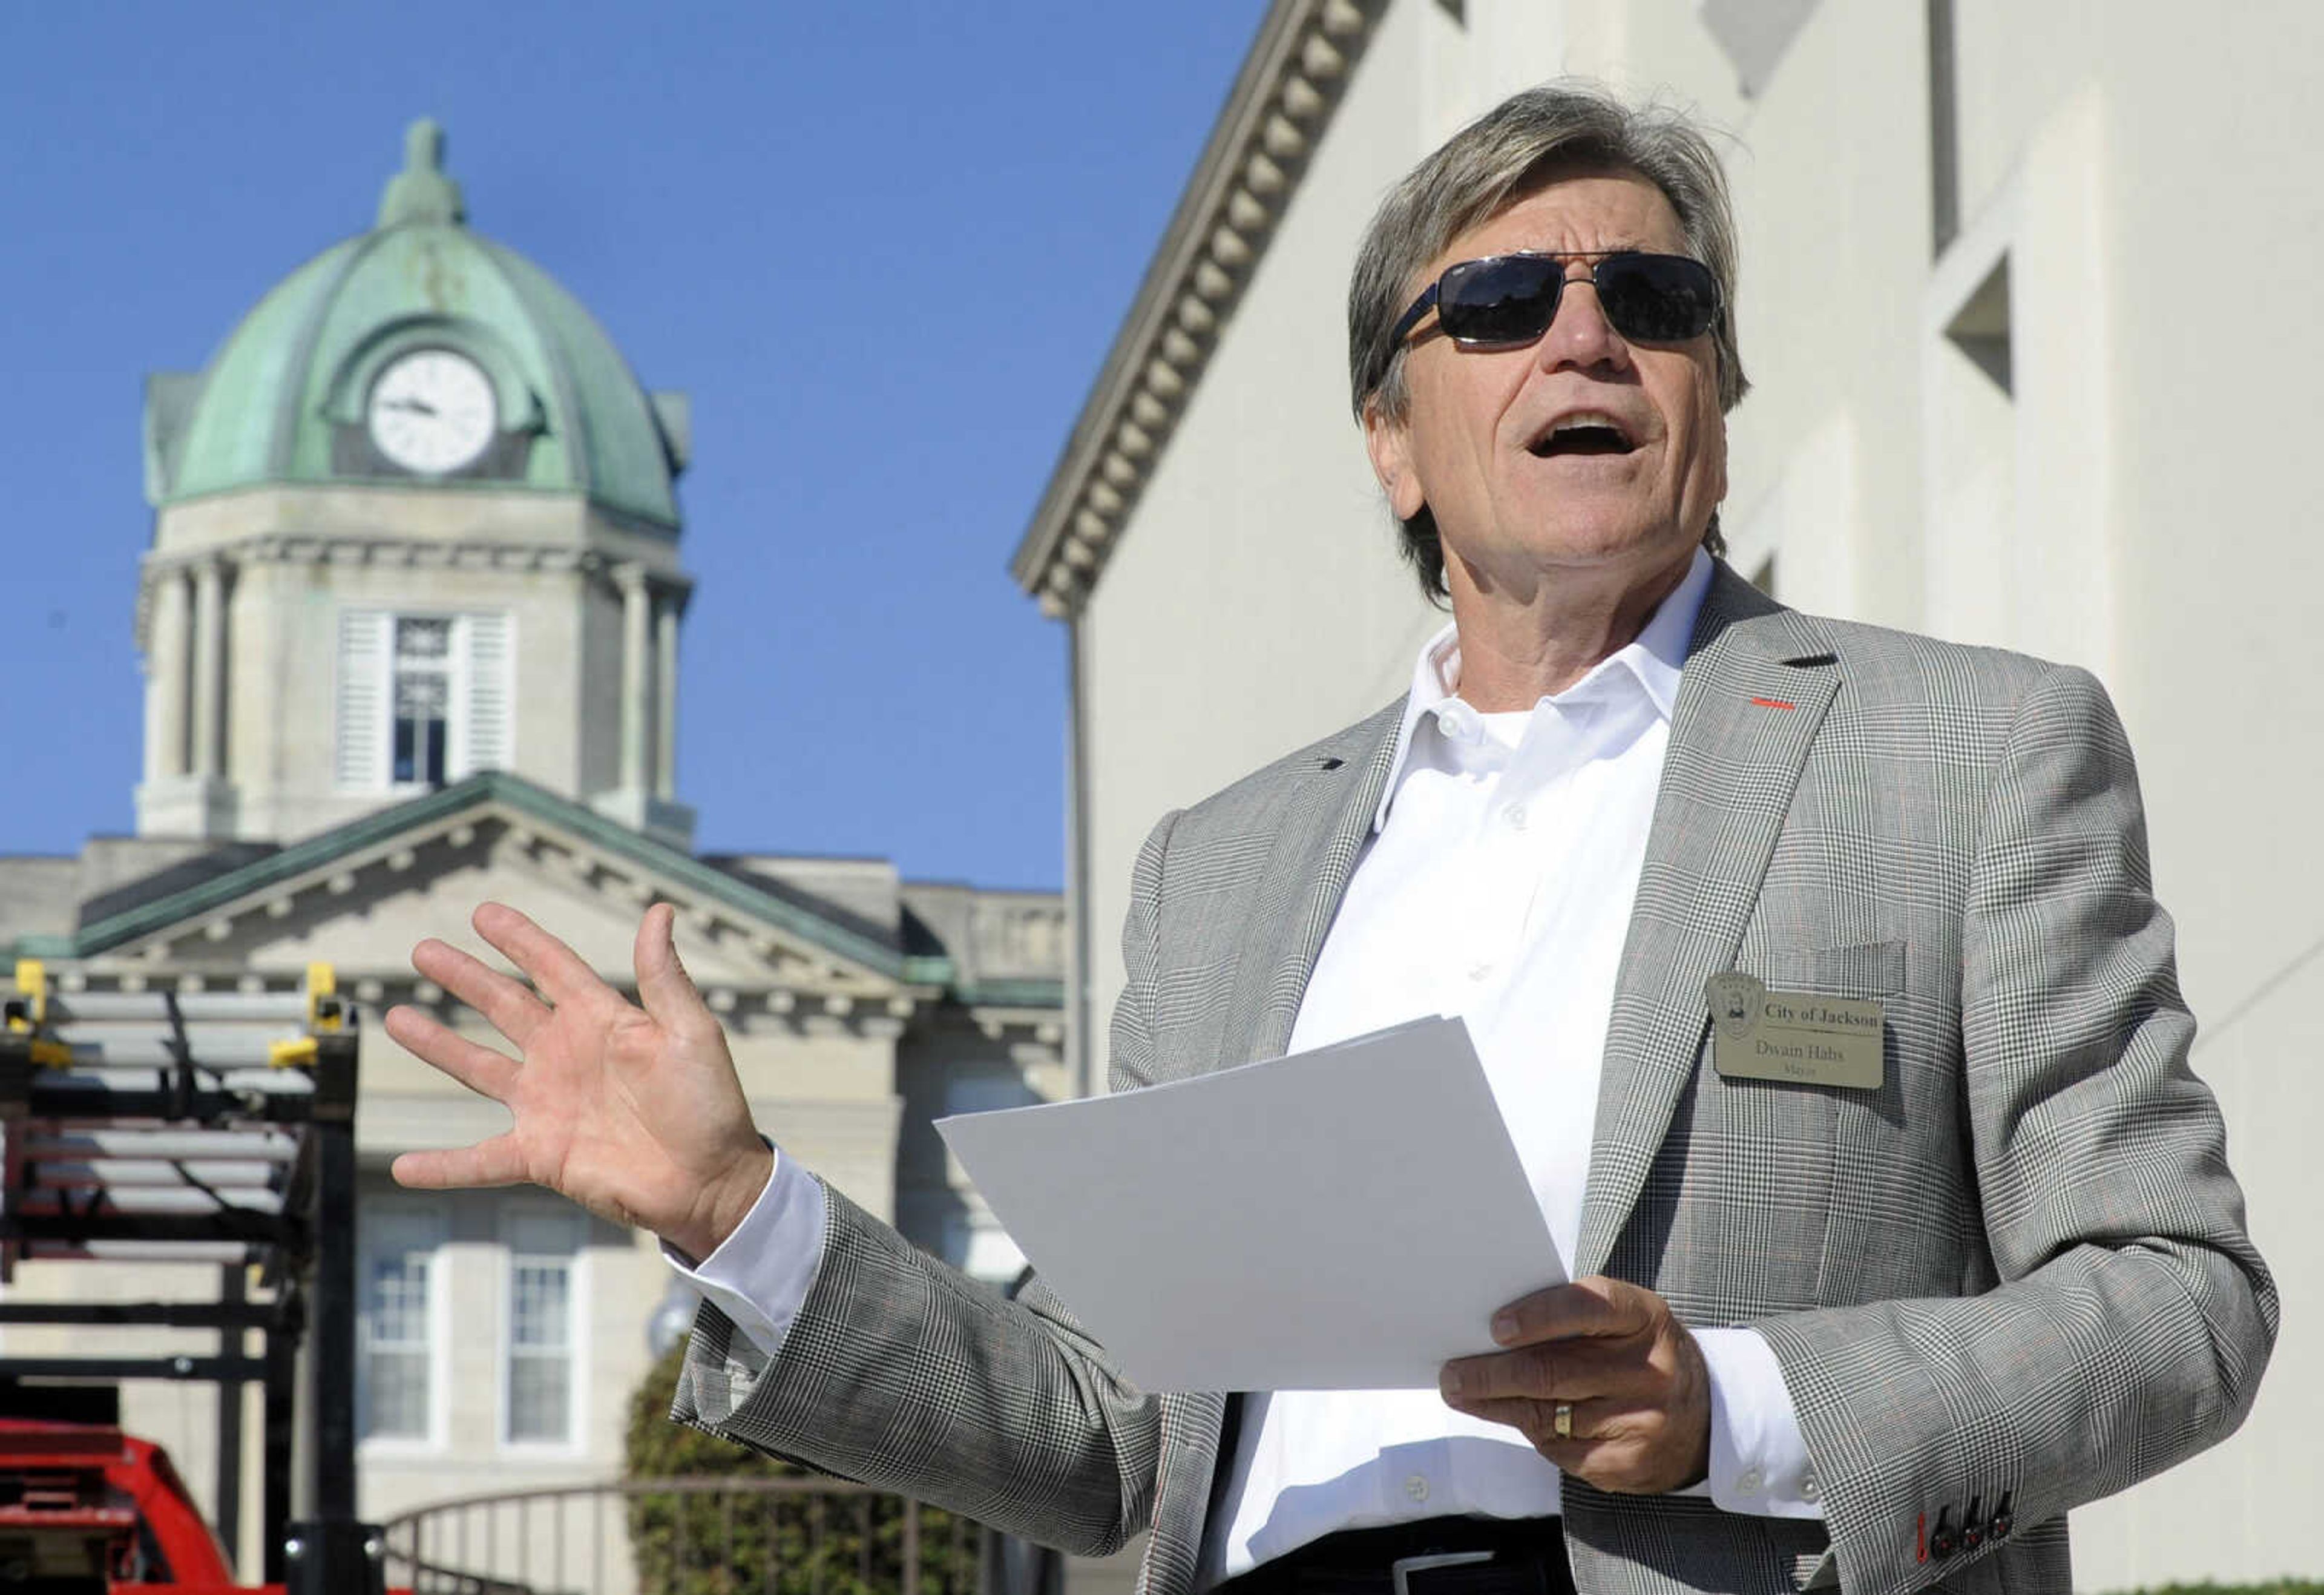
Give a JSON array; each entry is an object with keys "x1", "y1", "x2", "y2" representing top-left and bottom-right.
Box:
[
  {"x1": 1082, "y1": 0, "x2": 1448, "y2": 1088},
  {"x1": 349, "y1": 1189, "x2": 659, "y2": 1525},
  {"x1": 1074, "y1": 0, "x2": 2319, "y2": 1583},
  {"x1": 1614, "y1": 2, "x2": 1931, "y2": 630},
  {"x1": 1956, "y1": 8, "x2": 2320, "y2": 1582},
  {"x1": 1602, "y1": 5, "x2": 2323, "y2": 1585},
  {"x1": 226, "y1": 557, "x2": 590, "y2": 836}
]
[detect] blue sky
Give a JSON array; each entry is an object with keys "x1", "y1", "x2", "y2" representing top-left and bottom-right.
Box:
[{"x1": 0, "y1": 2, "x2": 1270, "y2": 891}]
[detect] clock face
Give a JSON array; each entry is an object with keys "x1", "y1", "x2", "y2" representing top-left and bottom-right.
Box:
[{"x1": 366, "y1": 349, "x2": 497, "y2": 475}]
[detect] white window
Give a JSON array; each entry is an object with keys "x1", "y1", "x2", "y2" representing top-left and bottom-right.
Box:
[
  {"x1": 358, "y1": 1208, "x2": 443, "y2": 1443},
  {"x1": 336, "y1": 609, "x2": 513, "y2": 791},
  {"x1": 502, "y1": 1208, "x2": 584, "y2": 1447}
]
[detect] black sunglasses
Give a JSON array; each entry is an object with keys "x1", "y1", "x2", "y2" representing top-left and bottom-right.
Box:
[{"x1": 1390, "y1": 251, "x2": 1721, "y2": 349}]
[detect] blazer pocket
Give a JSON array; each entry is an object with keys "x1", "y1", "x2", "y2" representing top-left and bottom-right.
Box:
[{"x1": 1758, "y1": 938, "x2": 1906, "y2": 999}]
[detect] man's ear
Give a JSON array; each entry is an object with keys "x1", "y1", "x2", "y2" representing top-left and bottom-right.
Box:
[{"x1": 1363, "y1": 399, "x2": 1427, "y2": 521}]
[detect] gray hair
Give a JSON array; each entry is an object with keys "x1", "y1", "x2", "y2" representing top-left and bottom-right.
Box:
[{"x1": 1347, "y1": 82, "x2": 1749, "y2": 598}]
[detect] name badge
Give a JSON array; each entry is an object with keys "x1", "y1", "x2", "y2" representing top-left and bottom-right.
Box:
[{"x1": 1704, "y1": 972, "x2": 1885, "y2": 1090}]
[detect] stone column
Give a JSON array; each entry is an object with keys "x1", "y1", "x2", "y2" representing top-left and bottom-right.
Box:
[
  {"x1": 654, "y1": 593, "x2": 680, "y2": 801},
  {"x1": 143, "y1": 565, "x2": 192, "y2": 781},
  {"x1": 190, "y1": 559, "x2": 228, "y2": 779},
  {"x1": 617, "y1": 564, "x2": 653, "y2": 795}
]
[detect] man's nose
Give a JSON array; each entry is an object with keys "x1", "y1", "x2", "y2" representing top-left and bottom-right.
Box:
[{"x1": 1536, "y1": 274, "x2": 1630, "y2": 374}]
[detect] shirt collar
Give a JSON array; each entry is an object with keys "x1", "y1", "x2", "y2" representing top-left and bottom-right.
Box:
[{"x1": 1372, "y1": 547, "x2": 1714, "y2": 834}]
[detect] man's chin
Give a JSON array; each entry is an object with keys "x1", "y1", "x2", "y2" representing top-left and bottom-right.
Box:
[{"x1": 1488, "y1": 521, "x2": 1698, "y2": 574}]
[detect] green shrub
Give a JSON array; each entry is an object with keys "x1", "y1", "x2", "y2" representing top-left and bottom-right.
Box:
[{"x1": 623, "y1": 1342, "x2": 986, "y2": 1595}]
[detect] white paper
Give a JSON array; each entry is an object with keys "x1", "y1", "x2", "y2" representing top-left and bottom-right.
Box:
[{"x1": 936, "y1": 1016, "x2": 1564, "y2": 1392}]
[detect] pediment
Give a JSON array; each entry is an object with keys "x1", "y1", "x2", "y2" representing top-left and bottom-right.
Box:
[{"x1": 33, "y1": 777, "x2": 914, "y2": 1011}]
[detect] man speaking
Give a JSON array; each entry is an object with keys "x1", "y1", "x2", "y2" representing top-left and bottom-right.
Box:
[{"x1": 387, "y1": 84, "x2": 2274, "y2": 1595}]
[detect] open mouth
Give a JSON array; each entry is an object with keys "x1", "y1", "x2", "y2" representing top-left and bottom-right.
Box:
[{"x1": 1528, "y1": 413, "x2": 1638, "y2": 458}]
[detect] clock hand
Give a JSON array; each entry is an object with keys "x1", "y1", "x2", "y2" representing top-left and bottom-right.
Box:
[{"x1": 382, "y1": 398, "x2": 440, "y2": 418}]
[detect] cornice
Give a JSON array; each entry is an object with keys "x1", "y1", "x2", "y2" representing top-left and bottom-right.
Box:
[
  {"x1": 157, "y1": 476, "x2": 682, "y2": 533},
  {"x1": 133, "y1": 534, "x2": 694, "y2": 652},
  {"x1": 951, "y1": 978, "x2": 1068, "y2": 1012},
  {"x1": 18, "y1": 962, "x2": 945, "y2": 1045},
  {"x1": 137, "y1": 533, "x2": 672, "y2": 577},
  {"x1": 1009, "y1": 0, "x2": 1387, "y2": 617}
]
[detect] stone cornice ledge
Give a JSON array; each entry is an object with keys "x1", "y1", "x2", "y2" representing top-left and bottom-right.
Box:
[{"x1": 1009, "y1": 0, "x2": 1386, "y2": 617}]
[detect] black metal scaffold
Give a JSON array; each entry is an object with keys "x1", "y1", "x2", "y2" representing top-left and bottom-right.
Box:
[{"x1": 0, "y1": 959, "x2": 383, "y2": 1593}]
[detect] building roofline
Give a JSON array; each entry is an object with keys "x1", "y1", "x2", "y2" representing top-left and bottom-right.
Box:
[
  {"x1": 149, "y1": 475, "x2": 681, "y2": 530},
  {"x1": 16, "y1": 773, "x2": 906, "y2": 981},
  {"x1": 16, "y1": 775, "x2": 1062, "y2": 1010},
  {"x1": 1008, "y1": 0, "x2": 1387, "y2": 617}
]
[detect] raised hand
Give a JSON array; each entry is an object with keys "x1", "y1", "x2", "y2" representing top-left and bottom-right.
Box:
[{"x1": 386, "y1": 901, "x2": 773, "y2": 1261}]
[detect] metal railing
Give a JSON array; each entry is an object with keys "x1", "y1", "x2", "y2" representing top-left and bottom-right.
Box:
[{"x1": 379, "y1": 1476, "x2": 994, "y2": 1595}]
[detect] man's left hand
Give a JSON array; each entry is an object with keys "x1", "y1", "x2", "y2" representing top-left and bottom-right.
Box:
[{"x1": 1439, "y1": 1276, "x2": 1710, "y2": 1495}]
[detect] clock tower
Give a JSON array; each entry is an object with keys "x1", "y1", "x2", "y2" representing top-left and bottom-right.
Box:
[{"x1": 138, "y1": 120, "x2": 696, "y2": 847}]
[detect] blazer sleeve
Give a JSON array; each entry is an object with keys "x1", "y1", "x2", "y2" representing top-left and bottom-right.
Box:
[
  {"x1": 667, "y1": 811, "x2": 1186, "y2": 1557},
  {"x1": 1753, "y1": 664, "x2": 2278, "y2": 1595}
]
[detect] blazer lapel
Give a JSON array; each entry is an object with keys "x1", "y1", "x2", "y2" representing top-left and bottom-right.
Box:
[
  {"x1": 1575, "y1": 565, "x2": 1842, "y2": 1279},
  {"x1": 1214, "y1": 700, "x2": 1405, "y2": 1068}
]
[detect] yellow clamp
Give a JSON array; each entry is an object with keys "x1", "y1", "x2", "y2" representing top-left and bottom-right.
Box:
[
  {"x1": 305, "y1": 962, "x2": 342, "y2": 1033},
  {"x1": 272, "y1": 962, "x2": 344, "y2": 1067},
  {"x1": 7, "y1": 963, "x2": 65, "y2": 1066},
  {"x1": 269, "y1": 1037, "x2": 320, "y2": 1068},
  {"x1": 8, "y1": 960, "x2": 47, "y2": 1033}
]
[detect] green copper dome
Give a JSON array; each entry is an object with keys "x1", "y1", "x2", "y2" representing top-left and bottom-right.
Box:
[{"x1": 146, "y1": 120, "x2": 687, "y2": 526}]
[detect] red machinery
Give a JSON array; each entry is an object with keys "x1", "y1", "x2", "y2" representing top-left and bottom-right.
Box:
[
  {"x1": 0, "y1": 1399, "x2": 240, "y2": 1591},
  {"x1": 0, "y1": 1398, "x2": 418, "y2": 1595}
]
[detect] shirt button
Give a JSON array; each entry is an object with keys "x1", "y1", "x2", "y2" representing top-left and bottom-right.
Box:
[
  {"x1": 1735, "y1": 1467, "x2": 1764, "y2": 1495},
  {"x1": 1404, "y1": 1474, "x2": 1430, "y2": 1504},
  {"x1": 1503, "y1": 804, "x2": 1528, "y2": 829},
  {"x1": 1800, "y1": 1474, "x2": 1820, "y2": 1501},
  {"x1": 1466, "y1": 961, "x2": 1495, "y2": 982}
]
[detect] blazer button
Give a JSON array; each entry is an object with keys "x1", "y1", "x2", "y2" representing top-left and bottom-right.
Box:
[
  {"x1": 1991, "y1": 1492, "x2": 2015, "y2": 1541},
  {"x1": 1930, "y1": 1507, "x2": 1958, "y2": 1560},
  {"x1": 1962, "y1": 1497, "x2": 1984, "y2": 1553}
]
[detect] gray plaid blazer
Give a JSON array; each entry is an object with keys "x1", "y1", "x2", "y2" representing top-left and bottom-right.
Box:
[{"x1": 675, "y1": 562, "x2": 2275, "y2": 1595}]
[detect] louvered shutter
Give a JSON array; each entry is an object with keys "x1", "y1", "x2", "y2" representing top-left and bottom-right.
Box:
[
  {"x1": 453, "y1": 612, "x2": 513, "y2": 778},
  {"x1": 335, "y1": 610, "x2": 390, "y2": 789}
]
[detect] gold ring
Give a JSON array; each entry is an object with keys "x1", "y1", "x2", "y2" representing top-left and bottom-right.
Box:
[{"x1": 1553, "y1": 1401, "x2": 1574, "y2": 1440}]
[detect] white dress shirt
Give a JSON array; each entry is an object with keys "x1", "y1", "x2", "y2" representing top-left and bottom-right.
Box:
[{"x1": 670, "y1": 548, "x2": 1820, "y2": 1583}]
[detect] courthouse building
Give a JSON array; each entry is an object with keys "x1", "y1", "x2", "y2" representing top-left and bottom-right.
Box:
[
  {"x1": 0, "y1": 122, "x2": 1064, "y2": 1573},
  {"x1": 1015, "y1": 1, "x2": 2318, "y2": 1587}
]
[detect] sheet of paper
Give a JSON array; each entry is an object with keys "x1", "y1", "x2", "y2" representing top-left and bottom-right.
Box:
[{"x1": 936, "y1": 1016, "x2": 1564, "y2": 1393}]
